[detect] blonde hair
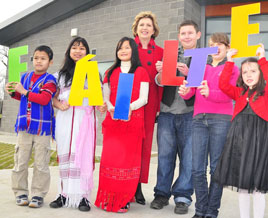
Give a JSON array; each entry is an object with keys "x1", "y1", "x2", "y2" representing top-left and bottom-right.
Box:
[{"x1": 132, "y1": 11, "x2": 160, "y2": 39}]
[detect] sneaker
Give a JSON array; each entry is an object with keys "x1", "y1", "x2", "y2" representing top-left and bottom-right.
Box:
[
  {"x1": 78, "y1": 198, "x2": 91, "y2": 212},
  {"x1": 174, "y1": 202, "x2": 189, "y2": 214},
  {"x1": 49, "y1": 195, "x2": 66, "y2": 208},
  {"x1": 16, "y1": 195, "x2": 29, "y2": 206},
  {"x1": 192, "y1": 215, "x2": 205, "y2": 218},
  {"x1": 118, "y1": 202, "x2": 130, "y2": 213},
  {"x1": 28, "y1": 196, "x2": 43, "y2": 208},
  {"x1": 150, "y1": 195, "x2": 169, "y2": 209}
]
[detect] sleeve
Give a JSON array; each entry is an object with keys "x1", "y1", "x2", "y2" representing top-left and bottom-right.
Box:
[
  {"x1": 219, "y1": 62, "x2": 241, "y2": 100},
  {"x1": 103, "y1": 83, "x2": 114, "y2": 111},
  {"x1": 259, "y1": 57, "x2": 268, "y2": 84},
  {"x1": 207, "y1": 65, "x2": 240, "y2": 103},
  {"x1": 11, "y1": 92, "x2": 21, "y2": 101},
  {"x1": 103, "y1": 70, "x2": 108, "y2": 84},
  {"x1": 130, "y1": 82, "x2": 149, "y2": 110},
  {"x1": 28, "y1": 82, "x2": 57, "y2": 105}
]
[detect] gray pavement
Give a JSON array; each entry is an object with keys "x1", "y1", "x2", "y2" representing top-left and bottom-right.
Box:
[{"x1": 0, "y1": 132, "x2": 267, "y2": 218}]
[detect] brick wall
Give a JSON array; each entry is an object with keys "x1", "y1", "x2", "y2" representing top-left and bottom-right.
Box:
[{"x1": 1, "y1": 0, "x2": 201, "y2": 149}]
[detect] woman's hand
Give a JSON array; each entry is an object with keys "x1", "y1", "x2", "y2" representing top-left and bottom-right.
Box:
[
  {"x1": 109, "y1": 107, "x2": 117, "y2": 120},
  {"x1": 53, "y1": 94, "x2": 70, "y2": 111},
  {"x1": 124, "y1": 108, "x2": 132, "y2": 122},
  {"x1": 97, "y1": 102, "x2": 107, "y2": 114},
  {"x1": 198, "y1": 80, "x2": 209, "y2": 97},
  {"x1": 178, "y1": 80, "x2": 190, "y2": 96},
  {"x1": 226, "y1": 49, "x2": 238, "y2": 62},
  {"x1": 156, "y1": 61, "x2": 163, "y2": 84},
  {"x1": 256, "y1": 43, "x2": 265, "y2": 59}
]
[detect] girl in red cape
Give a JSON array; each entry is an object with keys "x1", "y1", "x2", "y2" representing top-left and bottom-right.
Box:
[{"x1": 95, "y1": 37, "x2": 150, "y2": 213}]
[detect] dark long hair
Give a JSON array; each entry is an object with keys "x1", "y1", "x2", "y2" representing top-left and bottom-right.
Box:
[
  {"x1": 107, "y1": 37, "x2": 141, "y2": 83},
  {"x1": 237, "y1": 57, "x2": 265, "y2": 101},
  {"x1": 58, "y1": 37, "x2": 90, "y2": 87}
]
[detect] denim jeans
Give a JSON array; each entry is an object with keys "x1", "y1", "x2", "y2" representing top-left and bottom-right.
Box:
[
  {"x1": 192, "y1": 116, "x2": 231, "y2": 218},
  {"x1": 154, "y1": 112, "x2": 193, "y2": 205}
]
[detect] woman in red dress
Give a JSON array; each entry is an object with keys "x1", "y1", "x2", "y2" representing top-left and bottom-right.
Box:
[
  {"x1": 95, "y1": 37, "x2": 150, "y2": 213},
  {"x1": 132, "y1": 11, "x2": 163, "y2": 204}
]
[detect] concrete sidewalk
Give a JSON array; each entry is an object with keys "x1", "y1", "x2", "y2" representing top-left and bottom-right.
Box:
[{"x1": 0, "y1": 133, "x2": 267, "y2": 218}]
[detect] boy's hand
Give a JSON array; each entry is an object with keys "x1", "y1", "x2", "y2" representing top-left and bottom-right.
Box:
[
  {"x1": 178, "y1": 80, "x2": 190, "y2": 96},
  {"x1": 13, "y1": 82, "x2": 27, "y2": 95},
  {"x1": 227, "y1": 49, "x2": 238, "y2": 62},
  {"x1": 177, "y1": 62, "x2": 189, "y2": 76},
  {"x1": 198, "y1": 80, "x2": 209, "y2": 97},
  {"x1": 256, "y1": 43, "x2": 265, "y2": 59},
  {"x1": 5, "y1": 82, "x2": 16, "y2": 94}
]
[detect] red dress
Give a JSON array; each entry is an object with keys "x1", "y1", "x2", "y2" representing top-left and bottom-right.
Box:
[
  {"x1": 95, "y1": 66, "x2": 150, "y2": 212},
  {"x1": 135, "y1": 36, "x2": 163, "y2": 183}
]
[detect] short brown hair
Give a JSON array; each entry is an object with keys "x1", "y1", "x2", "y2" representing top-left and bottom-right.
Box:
[
  {"x1": 209, "y1": 32, "x2": 230, "y2": 47},
  {"x1": 179, "y1": 20, "x2": 200, "y2": 33},
  {"x1": 132, "y1": 11, "x2": 160, "y2": 39}
]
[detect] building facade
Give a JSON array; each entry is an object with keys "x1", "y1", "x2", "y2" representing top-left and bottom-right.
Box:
[{"x1": 0, "y1": 0, "x2": 267, "y2": 146}]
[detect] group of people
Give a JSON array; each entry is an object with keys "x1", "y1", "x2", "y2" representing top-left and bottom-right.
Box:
[{"x1": 5, "y1": 10, "x2": 268, "y2": 218}]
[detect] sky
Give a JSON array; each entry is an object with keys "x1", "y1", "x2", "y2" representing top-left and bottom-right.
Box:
[{"x1": 0, "y1": 0, "x2": 41, "y2": 23}]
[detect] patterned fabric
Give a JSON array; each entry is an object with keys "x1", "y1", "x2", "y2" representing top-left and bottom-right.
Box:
[{"x1": 15, "y1": 71, "x2": 57, "y2": 138}]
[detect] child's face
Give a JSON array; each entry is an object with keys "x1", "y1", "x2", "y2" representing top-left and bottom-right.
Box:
[
  {"x1": 209, "y1": 40, "x2": 229, "y2": 62},
  {"x1": 117, "y1": 40, "x2": 132, "y2": 62},
  {"x1": 70, "y1": 42, "x2": 87, "y2": 62},
  {"x1": 178, "y1": 25, "x2": 201, "y2": 50},
  {"x1": 241, "y1": 62, "x2": 260, "y2": 89},
  {"x1": 136, "y1": 17, "x2": 155, "y2": 40},
  {"x1": 33, "y1": 50, "x2": 52, "y2": 74}
]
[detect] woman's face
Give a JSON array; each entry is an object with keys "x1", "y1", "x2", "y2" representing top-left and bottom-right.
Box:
[
  {"x1": 136, "y1": 17, "x2": 155, "y2": 40},
  {"x1": 117, "y1": 40, "x2": 132, "y2": 62},
  {"x1": 70, "y1": 42, "x2": 87, "y2": 62}
]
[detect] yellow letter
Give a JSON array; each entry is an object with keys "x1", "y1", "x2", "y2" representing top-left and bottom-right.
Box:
[
  {"x1": 231, "y1": 3, "x2": 260, "y2": 58},
  {"x1": 69, "y1": 54, "x2": 103, "y2": 106}
]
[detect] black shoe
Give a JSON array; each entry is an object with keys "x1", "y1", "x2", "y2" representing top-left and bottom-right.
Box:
[
  {"x1": 135, "y1": 183, "x2": 145, "y2": 205},
  {"x1": 49, "y1": 195, "x2": 66, "y2": 208},
  {"x1": 192, "y1": 214, "x2": 205, "y2": 218},
  {"x1": 78, "y1": 198, "x2": 91, "y2": 212},
  {"x1": 150, "y1": 195, "x2": 169, "y2": 209},
  {"x1": 174, "y1": 202, "x2": 189, "y2": 214}
]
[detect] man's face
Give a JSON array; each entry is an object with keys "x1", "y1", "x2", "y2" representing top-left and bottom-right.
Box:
[{"x1": 178, "y1": 25, "x2": 201, "y2": 50}]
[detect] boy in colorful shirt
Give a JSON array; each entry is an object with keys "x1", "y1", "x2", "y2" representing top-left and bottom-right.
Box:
[{"x1": 5, "y1": 45, "x2": 57, "y2": 208}]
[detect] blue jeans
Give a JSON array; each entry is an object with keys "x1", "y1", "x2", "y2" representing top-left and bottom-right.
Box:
[
  {"x1": 154, "y1": 112, "x2": 193, "y2": 205},
  {"x1": 192, "y1": 116, "x2": 231, "y2": 218}
]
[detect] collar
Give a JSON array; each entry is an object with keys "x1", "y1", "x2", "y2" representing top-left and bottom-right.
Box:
[
  {"x1": 135, "y1": 36, "x2": 156, "y2": 49},
  {"x1": 207, "y1": 57, "x2": 227, "y2": 66}
]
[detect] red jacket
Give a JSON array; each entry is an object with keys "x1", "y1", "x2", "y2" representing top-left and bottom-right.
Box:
[
  {"x1": 219, "y1": 57, "x2": 268, "y2": 121},
  {"x1": 135, "y1": 36, "x2": 163, "y2": 111}
]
